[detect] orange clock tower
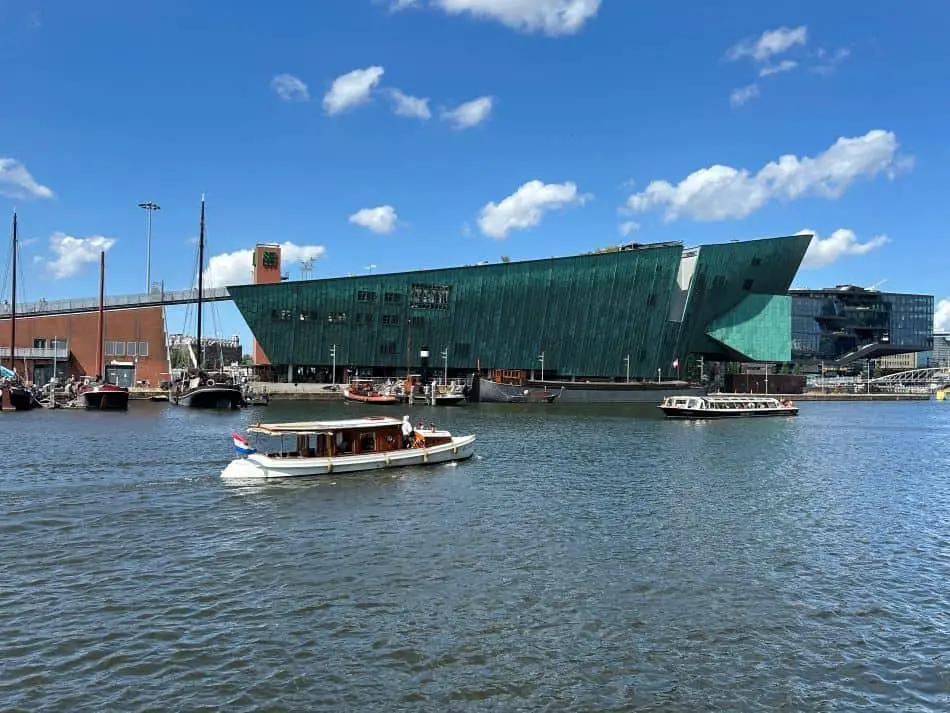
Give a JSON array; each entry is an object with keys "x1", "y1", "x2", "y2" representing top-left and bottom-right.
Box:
[{"x1": 251, "y1": 243, "x2": 282, "y2": 365}]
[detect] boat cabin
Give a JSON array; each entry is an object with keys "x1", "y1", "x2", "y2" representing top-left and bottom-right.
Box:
[{"x1": 247, "y1": 416, "x2": 453, "y2": 458}]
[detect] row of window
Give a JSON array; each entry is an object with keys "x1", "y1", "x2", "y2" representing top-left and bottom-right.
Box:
[
  {"x1": 273, "y1": 309, "x2": 438, "y2": 328},
  {"x1": 104, "y1": 341, "x2": 150, "y2": 357},
  {"x1": 356, "y1": 291, "x2": 406, "y2": 304},
  {"x1": 31, "y1": 338, "x2": 67, "y2": 349}
]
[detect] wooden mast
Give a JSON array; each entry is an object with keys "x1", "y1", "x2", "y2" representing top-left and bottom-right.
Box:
[
  {"x1": 196, "y1": 194, "x2": 205, "y2": 371},
  {"x1": 9, "y1": 211, "x2": 17, "y2": 375},
  {"x1": 96, "y1": 251, "x2": 105, "y2": 379}
]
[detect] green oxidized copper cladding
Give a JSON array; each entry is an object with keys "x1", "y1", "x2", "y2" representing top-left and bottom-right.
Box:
[{"x1": 229, "y1": 233, "x2": 811, "y2": 378}]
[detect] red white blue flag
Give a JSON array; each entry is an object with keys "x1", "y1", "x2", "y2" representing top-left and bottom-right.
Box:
[{"x1": 232, "y1": 432, "x2": 256, "y2": 457}]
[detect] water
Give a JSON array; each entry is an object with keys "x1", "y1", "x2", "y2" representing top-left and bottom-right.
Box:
[{"x1": 2, "y1": 400, "x2": 950, "y2": 711}]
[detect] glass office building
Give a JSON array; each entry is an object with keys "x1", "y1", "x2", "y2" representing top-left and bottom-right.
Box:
[{"x1": 790, "y1": 286, "x2": 933, "y2": 364}]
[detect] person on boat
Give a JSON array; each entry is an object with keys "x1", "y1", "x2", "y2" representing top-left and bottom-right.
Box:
[
  {"x1": 412, "y1": 431, "x2": 426, "y2": 448},
  {"x1": 401, "y1": 415, "x2": 413, "y2": 448}
]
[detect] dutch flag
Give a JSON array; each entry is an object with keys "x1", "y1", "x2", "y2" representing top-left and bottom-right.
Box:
[{"x1": 233, "y1": 432, "x2": 256, "y2": 457}]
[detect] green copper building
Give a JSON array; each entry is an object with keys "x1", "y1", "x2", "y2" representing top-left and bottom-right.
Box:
[{"x1": 229, "y1": 234, "x2": 811, "y2": 381}]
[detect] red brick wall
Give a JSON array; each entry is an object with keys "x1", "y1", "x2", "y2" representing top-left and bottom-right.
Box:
[{"x1": 0, "y1": 306, "x2": 168, "y2": 385}]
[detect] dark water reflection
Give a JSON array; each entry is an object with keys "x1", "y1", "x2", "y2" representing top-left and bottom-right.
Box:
[{"x1": 2, "y1": 400, "x2": 949, "y2": 711}]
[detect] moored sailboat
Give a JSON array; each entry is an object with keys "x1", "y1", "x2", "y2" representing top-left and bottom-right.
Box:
[
  {"x1": 171, "y1": 195, "x2": 245, "y2": 410},
  {"x1": 3, "y1": 211, "x2": 38, "y2": 411},
  {"x1": 78, "y1": 251, "x2": 129, "y2": 411}
]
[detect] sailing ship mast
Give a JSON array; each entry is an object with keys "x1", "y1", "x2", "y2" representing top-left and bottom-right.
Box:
[
  {"x1": 96, "y1": 251, "x2": 105, "y2": 379},
  {"x1": 195, "y1": 194, "x2": 205, "y2": 372},
  {"x1": 9, "y1": 211, "x2": 17, "y2": 375}
]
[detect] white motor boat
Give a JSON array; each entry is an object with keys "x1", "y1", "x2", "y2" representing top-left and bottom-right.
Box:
[
  {"x1": 659, "y1": 394, "x2": 798, "y2": 418},
  {"x1": 222, "y1": 416, "x2": 476, "y2": 479}
]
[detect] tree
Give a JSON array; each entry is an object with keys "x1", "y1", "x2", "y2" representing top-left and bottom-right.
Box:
[{"x1": 500, "y1": 255, "x2": 511, "y2": 263}]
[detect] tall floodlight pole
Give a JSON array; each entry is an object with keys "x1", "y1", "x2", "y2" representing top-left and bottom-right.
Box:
[
  {"x1": 330, "y1": 344, "x2": 337, "y2": 385},
  {"x1": 441, "y1": 347, "x2": 448, "y2": 384},
  {"x1": 538, "y1": 351, "x2": 545, "y2": 381},
  {"x1": 138, "y1": 201, "x2": 161, "y2": 292},
  {"x1": 624, "y1": 354, "x2": 630, "y2": 383}
]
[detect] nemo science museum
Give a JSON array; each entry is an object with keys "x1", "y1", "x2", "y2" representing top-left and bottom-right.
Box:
[{"x1": 228, "y1": 234, "x2": 812, "y2": 402}]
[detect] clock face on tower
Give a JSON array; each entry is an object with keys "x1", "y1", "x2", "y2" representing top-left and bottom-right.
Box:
[{"x1": 262, "y1": 251, "x2": 278, "y2": 269}]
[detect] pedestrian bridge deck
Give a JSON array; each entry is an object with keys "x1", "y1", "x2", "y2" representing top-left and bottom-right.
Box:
[{"x1": 0, "y1": 287, "x2": 233, "y2": 318}]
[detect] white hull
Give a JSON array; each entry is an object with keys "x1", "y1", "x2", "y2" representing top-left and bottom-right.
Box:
[{"x1": 222, "y1": 434, "x2": 476, "y2": 479}]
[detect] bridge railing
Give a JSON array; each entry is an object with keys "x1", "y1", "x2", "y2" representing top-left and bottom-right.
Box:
[{"x1": 0, "y1": 286, "x2": 233, "y2": 316}]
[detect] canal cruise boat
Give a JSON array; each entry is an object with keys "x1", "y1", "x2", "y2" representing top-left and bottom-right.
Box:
[
  {"x1": 659, "y1": 394, "x2": 798, "y2": 419},
  {"x1": 222, "y1": 416, "x2": 477, "y2": 479}
]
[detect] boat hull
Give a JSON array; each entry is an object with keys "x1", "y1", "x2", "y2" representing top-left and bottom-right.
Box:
[
  {"x1": 342, "y1": 388, "x2": 399, "y2": 405},
  {"x1": 8, "y1": 386, "x2": 37, "y2": 411},
  {"x1": 222, "y1": 434, "x2": 477, "y2": 479},
  {"x1": 473, "y1": 379, "x2": 562, "y2": 403},
  {"x1": 659, "y1": 406, "x2": 798, "y2": 419},
  {"x1": 174, "y1": 386, "x2": 246, "y2": 409},
  {"x1": 82, "y1": 388, "x2": 129, "y2": 411}
]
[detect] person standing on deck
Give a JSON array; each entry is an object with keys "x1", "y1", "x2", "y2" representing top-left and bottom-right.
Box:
[{"x1": 401, "y1": 415, "x2": 413, "y2": 448}]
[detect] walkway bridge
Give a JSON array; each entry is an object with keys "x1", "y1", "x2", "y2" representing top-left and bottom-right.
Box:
[
  {"x1": 0, "y1": 287, "x2": 233, "y2": 318},
  {"x1": 870, "y1": 368, "x2": 950, "y2": 387}
]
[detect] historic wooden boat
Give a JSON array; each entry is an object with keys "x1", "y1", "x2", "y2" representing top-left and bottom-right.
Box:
[
  {"x1": 659, "y1": 394, "x2": 798, "y2": 419},
  {"x1": 170, "y1": 196, "x2": 245, "y2": 410},
  {"x1": 2, "y1": 212, "x2": 38, "y2": 411},
  {"x1": 221, "y1": 416, "x2": 476, "y2": 479},
  {"x1": 342, "y1": 379, "x2": 399, "y2": 405},
  {"x1": 79, "y1": 252, "x2": 129, "y2": 411}
]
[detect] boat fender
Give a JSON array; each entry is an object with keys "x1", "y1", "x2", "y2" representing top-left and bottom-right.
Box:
[
  {"x1": 384, "y1": 454, "x2": 390, "y2": 466},
  {"x1": 452, "y1": 445, "x2": 458, "y2": 455},
  {"x1": 206, "y1": 379, "x2": 215, "y2": 387},
  {"x1": 422, "y1": 449, "x2": 428, "y2": 463},
  {"x1": 327, "y1": 461, "x2": 333, "y2": 473}
]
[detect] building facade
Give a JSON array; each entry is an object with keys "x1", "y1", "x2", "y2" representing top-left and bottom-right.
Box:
[
  {"x1": 229, "y1": 234, "x2": 812, "y2": 381},
  {"x1": 919, "y1": 331, "x2": 950, "y2": 367},
  {"x1": 0, "y1": 306, "x2": 168, "y2": 386},
  {"x1": 790, "y1": 286, "x2": 933, "y2": 365}
]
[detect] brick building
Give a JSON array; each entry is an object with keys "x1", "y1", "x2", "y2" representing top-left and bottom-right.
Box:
[{"x1": 0, "y1": 306, "x2": 168, "y2": 387}]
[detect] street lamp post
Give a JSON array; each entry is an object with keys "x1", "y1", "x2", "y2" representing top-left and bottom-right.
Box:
[
  {"x1": 538, "y1": 351, "x2": 545, "y2": 381},
  {"x1": 657, "y1": 367, "x2": 662, "y2": 383},
  {"x1": 137, "y1": 201, "x2": 161, "y2": 293},
  {"x1": 624, "y1": 353, "x2": 630, "y2": 383},
  {"x1": 441, "y1": 347, "x2": 448, "y2": 384},
  {"x1": 330, "y1": 344, "x2": 337, "y2": 384}
]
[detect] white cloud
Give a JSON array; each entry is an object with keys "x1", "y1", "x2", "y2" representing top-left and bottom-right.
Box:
[
  {"x1": 797, "y1": 228, "x2": 889, "y2": 268},
  {"x1": 204, "y1": 242, "x2": 327, "y2": 287},
  {"x1": 478, "y1": 180, "x2": 590, "y2": 239},
  {"x1": 39, "y1": 233, "x2": 116, "y2": 279},
  {"x1": 625, "y1": 129, "x2": 909, "y2": 222},
  {"x1": 618, "y1": 220, "x2": 639, "y2": 236},
  {"x1": 730, "y1": 83, "x2": 760, "y2": 107},
  {"x1": 441, "y1": 96, "x2": 494, "y2": 129},
  {"x1": 387, "y1": 0, "x2": 421, "y2": 9},
  {"x1": 935, "y1": 299, "x2": 950, "y2": 332},
  {"x1": 323, "y1": 66, "x2": 385, "y2": 115},
  {"x1": 271, "y1": 74, "x2": 309, "y2": 102},
  {"x1": 387, "y1": 89, "x2": 431, "y2": 120},
  {"x1": 0, "y1": 158, "x2": 54, "y2": 199},
  {"x1": 760, "y1": 59, "x2": 798, "y2": 77},
  {"x1": 428, "y1": 0, "x2": 601, "y2": 36},
  {"x1": 349, "y1": 205, "x2": 398, "y2": 234},
  {"x1": 811, "y1": 47, "x2": 851, "y2": 75},
  {"x1": 727, "y1": 25, "x2": 808, "y2": 63}
]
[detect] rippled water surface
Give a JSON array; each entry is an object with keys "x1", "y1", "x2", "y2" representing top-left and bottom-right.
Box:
[{"x1": 2, "y1": 400, "x2": 950, "y2": 711}]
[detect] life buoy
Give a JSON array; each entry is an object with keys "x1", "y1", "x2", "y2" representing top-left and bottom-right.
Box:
[
  {"x1": 206, "y1": 379, "x2": 216, "y2": 387},
  {"x1": 386, "y1": 434, "x2": 396, "y2": 445}
]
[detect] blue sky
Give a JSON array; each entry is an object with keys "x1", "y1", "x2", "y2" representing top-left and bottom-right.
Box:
[{"x1": 2, "y1": 0, "x2": 949, "y2": 347}]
